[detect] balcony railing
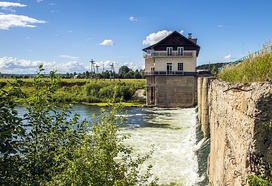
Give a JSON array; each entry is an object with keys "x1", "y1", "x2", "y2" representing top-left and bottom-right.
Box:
[
  {"x1": 143, "y1": 51, "x2": 193, "y2": 58},
  {"x1": 144, "y1": 71, "x2": 184, "y2": 76}
]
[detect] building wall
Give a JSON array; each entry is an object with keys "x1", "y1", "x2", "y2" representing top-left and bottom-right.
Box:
[
  {"x1": 154, "y1": 51, "x2": 196, "y2": 72},
  {"x1": 154, "y1": 76, "x2": 196, "y2": 107},
  {"x1": 145, "y1": 58, "x2": 155, "y2": 71},
  {"x1": 145, "y1": 76, "x2": 155, "y2": 105}
]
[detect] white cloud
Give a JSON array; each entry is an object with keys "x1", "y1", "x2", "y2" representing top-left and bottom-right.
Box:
[
  {"x1": 0, "y1": 57, "x2": 88, "y2": 74},
  {"x1": 0, "y1": 57, "x2": 144, "y2": 74},
  {"x1": 0, "y1": 14, "x2": 46, "y2": 30},
  {"x1": 129, "y1": 16, "x2": 137, "y2": 21},
  {"x1": 0, "y1": 2, "x2": 26, "y2": 12},
  {"x1": 143, "y1": 30, "x2": 172, "y2": 45},
  {"x1": 54, "y1": 61, "x2": 87, "y2": 73},
  {"x1": 224, "y1": 54, "x2": 235, "y2": 60},
  {"x1": 37, "y1": 0, "x2": 43, "y2": 2},
  {"x1": 0, "y1": 57, "x2": 43, "y2": 73},
  {"x1": 217, "y1": 24, "x2": 229, "y2": 28},
  {"x1": 0, "y1": 2, "x2": 26, "y2": 8},
  {"x1": 99, "y1": 39, "x2": 114, "y2": 46},
  {"x1": 123, "y1": 61, "x2": 144, "y2": 70},
  {"x1": 59, "y1": 55, "x2": 78, "y2": 60}
]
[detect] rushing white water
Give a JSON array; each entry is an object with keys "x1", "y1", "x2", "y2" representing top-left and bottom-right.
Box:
[
  {"x1": 122, "y1": 107, "x2": 200, "y2": 185},
  {"x1": 16, "y1": 105, "x2": 202, "y2": 185}
]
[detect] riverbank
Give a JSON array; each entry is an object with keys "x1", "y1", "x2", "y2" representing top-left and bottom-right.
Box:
[{"x1": 0, "y1": 78, "x2": 146, "y2": 106}]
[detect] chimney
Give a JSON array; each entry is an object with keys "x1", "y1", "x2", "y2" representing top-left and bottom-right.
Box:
[{"x1": 188, "y1": 33, "x2": 197, "y2": 44}]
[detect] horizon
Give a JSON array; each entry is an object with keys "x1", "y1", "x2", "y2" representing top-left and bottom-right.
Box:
[{"x1": 1, "y1": 0, "x2": 272, "y2": 74}]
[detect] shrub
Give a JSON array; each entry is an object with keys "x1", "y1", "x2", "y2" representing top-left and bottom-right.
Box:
[{"x1": 0, "y1": 65, "x2": 157, "y2": 185}]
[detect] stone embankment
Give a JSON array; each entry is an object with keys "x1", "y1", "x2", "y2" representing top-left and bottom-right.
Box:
[{"x1": 198, "y1": 77, "x2": 272, "y2": 185}]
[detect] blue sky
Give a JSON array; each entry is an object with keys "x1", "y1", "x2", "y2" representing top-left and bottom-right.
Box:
[{"x1": 0, "y1": 0, "x2": 272, "y2": 74}]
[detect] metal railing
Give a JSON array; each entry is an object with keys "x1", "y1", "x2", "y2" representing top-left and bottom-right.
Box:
[
  {"x1": 143, "y1": 51, "x2": 193, "y2": 58},
  {"x1": 144, "y1": 71, "x2": 184, "y2": 76}
]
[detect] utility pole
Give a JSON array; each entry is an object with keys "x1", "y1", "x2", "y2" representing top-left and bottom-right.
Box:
[
  {"x1": 90, "y1": 59, "x2": 95, "y2": 80},
  {"x1": 110, "y1": 62, "x2": 115, "y2": 80}
]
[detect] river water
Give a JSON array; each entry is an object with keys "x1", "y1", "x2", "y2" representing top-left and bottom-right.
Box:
[{"x1": 17, "y1": 104, "x2": 209, "y2": 186}]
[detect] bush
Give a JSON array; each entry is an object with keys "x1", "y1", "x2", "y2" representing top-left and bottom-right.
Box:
[{"x1": 0, "y1": 65, "x2": 158, "y2": 185}]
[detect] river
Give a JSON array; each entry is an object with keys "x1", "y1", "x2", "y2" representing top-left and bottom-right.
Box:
[{"x1": 16, "y1": 104, "x2": 209, "y2": 186}]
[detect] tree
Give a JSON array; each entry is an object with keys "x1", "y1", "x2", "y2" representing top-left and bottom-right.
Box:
[{"x1": 118, "y1": 66, "x2": 130, "y2": 78}]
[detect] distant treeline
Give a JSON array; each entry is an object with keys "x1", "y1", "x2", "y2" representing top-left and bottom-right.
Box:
[
  {"x1": 0, "y1": 65, "x2": 144, "y2": 79},
  {"x1": 197, "y1": 62, "x2": 228, "y2": 74}
]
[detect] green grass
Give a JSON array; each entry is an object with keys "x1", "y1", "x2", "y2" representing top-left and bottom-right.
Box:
[
  {"x1": 218, "y1": 51, "x2": 272, "y2": 82},
  {"x1": 0, "y1": 78, "x2": 146, "y2": 105}
]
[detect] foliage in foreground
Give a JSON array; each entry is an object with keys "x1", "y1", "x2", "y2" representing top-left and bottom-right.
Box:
[
  {"x1": 218, "y1": 51, "x2": 272, "y2": 82},
  {"x1": 0, "y1": 66, "x2": 157, "y2": 185},
  {"x1": 248, "y1": 174, "x2": 272, "y2": 186}
]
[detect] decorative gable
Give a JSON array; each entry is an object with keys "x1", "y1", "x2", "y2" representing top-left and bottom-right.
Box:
[{"x1": 143, "y1": 31, "x2": 200, "y2": 56}]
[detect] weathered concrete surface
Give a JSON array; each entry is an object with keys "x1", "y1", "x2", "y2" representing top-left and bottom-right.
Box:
[
  {"x1": 206, "y1": 80, "x2": 272, "y2": 185},
  {"x1": 146, "y1": 76, "x2": 197, "y2": 107}
]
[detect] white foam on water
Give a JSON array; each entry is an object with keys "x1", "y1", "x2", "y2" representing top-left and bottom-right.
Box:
[{"x1": 121, "y1": 107, "x2": 199, "y2": 186}]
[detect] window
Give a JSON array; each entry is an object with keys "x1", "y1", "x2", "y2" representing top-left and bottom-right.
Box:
[
  {"x1": 177, "y1": 47, "x2": 184, "y2": 56},
  {"x1": 167, "y1": 63, "x2": 172, "y2": 74},
  {"x1": 178, "y1": 63, "x2": 183, "y2": 71},
  {"x1": 166, "y1": 47, "x2": 173, "y2": 56}
]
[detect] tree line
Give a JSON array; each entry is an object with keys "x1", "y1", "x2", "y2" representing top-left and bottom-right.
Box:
[
  {"x1": 68, "y1": 66, "x2": 144, "y2": 79},
  {"x1": 0, "y1": 66, "x2": 144, "y2": 79}
]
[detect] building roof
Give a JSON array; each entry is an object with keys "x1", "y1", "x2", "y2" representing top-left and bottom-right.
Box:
[{"x1": 142, "y1": 31, "x2": 201, "y2": 56}]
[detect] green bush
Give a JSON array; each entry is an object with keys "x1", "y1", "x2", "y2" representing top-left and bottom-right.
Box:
[{"x1": 0, "y1": 66, "x2": 157, "y2": 185}]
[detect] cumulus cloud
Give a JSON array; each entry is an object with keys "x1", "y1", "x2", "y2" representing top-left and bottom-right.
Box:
[
  {"x1": 129, "y1": 16, "x2": 137, "y2": 21},
  {"x1": 0, "y1": 2, "x2": 26, "y2": 8},
  {"x1": 99, "y1": 39, "x2": 114, "y2": 46},
  {"x1": 224, "y1": 54, "x2": 235, "y2": 60},
  {"x1": 0, "y1": 1, "x2": 26, "y2": 12},
  {"x1": 123, "y1": 62, "x2": 144, "y2": 70},
  {"x1": 54, "y1": 61, "x2": 87, "y2": 73},
  {"x1": 0, "y1": 14, "x2": 46, "y2": 30},
  {"x1": 59, "y1": 55, "x2": 78, "y2": 60},
  {"x1": 0, "y1": 57, "x2": 144, "y2": 74},
  {"x1": 0, "y1": 2, "x2": 46, "y2": 30},
  {"x1": 0, "y1": 57, "x2": 43, "y2": 73},
  {"x1": 143, "y1": 30, "x2": 172, "y2": 45},
  {"x1": 143, "y1": 30, "x2": 185, "y2": 45},
  {"x1": 0, "y1": 57, "x2": 88, "y2": 74}
]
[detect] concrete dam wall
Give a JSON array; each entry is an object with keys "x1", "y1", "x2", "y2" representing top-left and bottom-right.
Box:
[{"x1": 198, "y1": 77, "x2": 272, "y2": 185}]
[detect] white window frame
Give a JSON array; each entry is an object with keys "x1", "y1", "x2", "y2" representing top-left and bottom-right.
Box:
[
  {"x1": 167, "y1": 63, "x2": 173, "y2": 74},
  {"x1": 177, "y1": 47, "x2": 184, "y2": 56},
  {"x1": 166, "y1": 47, "x2": 173, "y2": 56}
]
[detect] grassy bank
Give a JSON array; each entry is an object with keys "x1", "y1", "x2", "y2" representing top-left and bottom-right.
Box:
[
  {"x1": 0, "y1": 78, "x2": 146, "y2": 105},
  {"x1": 218, "y1": 51, "x2": 272, "y2": 82}
]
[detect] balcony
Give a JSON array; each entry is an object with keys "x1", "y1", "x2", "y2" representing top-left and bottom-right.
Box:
[
  {"x1": 143, "y1": 51, "x2": 193, "y2": 58},
  {"x1": 144, "y1": 71, "x2": 184, "y2": 76}
]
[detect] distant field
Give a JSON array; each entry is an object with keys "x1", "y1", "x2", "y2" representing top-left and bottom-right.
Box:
[{"x1": 0, "y1": 78, "x2": 146, "y2": 105}]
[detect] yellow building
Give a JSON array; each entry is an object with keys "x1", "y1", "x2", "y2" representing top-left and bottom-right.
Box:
[{"x1": 143, "y1": 31, "x2": 200, "y2": 107}]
